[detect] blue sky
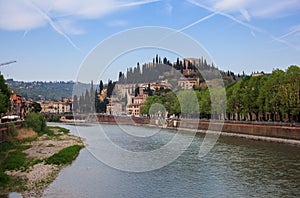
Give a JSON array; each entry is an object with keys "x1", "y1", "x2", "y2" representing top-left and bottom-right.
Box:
[{"x1": 0, "y1": 0, "x2": 299, "y2": 82}]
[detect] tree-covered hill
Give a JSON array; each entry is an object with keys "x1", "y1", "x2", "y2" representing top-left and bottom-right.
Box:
[{"x1": 6, "y1": 79, "x2": 92, "y2": 101}]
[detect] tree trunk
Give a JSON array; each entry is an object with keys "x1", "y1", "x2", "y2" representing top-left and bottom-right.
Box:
[
  {"x1": 249, "y1": 112, "x2": 252, "y2": 121},
  {"x1": 255, "y1": 112, "x2": 259, "y2": 121},
  {"x1": 279, "y1": 112, "x2": 283, "y2": 122}
]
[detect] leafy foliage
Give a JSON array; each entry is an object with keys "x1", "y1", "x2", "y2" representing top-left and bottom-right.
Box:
[
  {"x1": 0, "y1": 74, "x2": 10, "y2": 114},
  {"x1": 226, "y1": 65, "x2": 300, "y2": 122},
  {"x1": 46, "y1": 115, "x2": 61, "y2": 122},
  {"x1": 24, "y1": 112, "x2": 47, "y2": 134},
  {"x1": 141, "y1": 65, "x2": 300, "y2": 122}
]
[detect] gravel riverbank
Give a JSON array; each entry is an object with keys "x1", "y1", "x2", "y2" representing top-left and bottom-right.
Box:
[{"x1": 3, "y1": 127, "x2": 84, "y2": 197}]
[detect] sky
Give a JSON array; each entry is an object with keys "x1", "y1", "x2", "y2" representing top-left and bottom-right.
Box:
[{"x1": 0, "y1": 0, "x2": 300, "y2": 82}]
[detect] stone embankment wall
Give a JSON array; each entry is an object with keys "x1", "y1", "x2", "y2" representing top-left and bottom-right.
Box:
[{"x1": 178, "y1": 120, "x2": 300, "y2": 140}]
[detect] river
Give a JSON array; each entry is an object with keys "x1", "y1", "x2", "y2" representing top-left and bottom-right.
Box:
[{"x1": 17, "y1": 123, "x2": 300, "y2": 197}]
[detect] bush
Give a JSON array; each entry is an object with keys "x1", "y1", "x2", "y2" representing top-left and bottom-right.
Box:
[
  {"x1": 24, "y1": 112, "x2": 47, "y2": 135},
  {"x1": 7, "y1": 122, "x2": 18, "y2": 137},
  {"x1": 45, "y1": 145, "x2": 83, "y2": 165},
  {"x1": 47, "y1": 115, "x2": 61, "y2": 122},
  {"x1": 4, "y1": 123, "x2": 18, "y2": 143}
]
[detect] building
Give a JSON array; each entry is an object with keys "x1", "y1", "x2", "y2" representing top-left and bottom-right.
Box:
[
  {"x1": 10, "y1": 93, "x2": 22, "y2": 116},
  {"x1": 251, "y1": 72, "x2": 264, "y2": 77},
  {"x1": 40, "y1": 101, "x2": 72, "y2": 114},
  {"x1": 178, "y1": 78, "x2": 200, "y2": 89},
  {"x1": 126, "y1": 93, "x2": 148, "y2": 116},
  {"x1": 8, "y1": 93, "x2": 30, "y2": 119},
  {"x1": 106, "y1": 97, "x2": 123, "y2": 115}
]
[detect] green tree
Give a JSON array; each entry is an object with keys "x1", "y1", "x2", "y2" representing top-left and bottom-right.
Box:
[
  {"x1": 285, "y1": 65, "x2": 300, "y2": 122},
  {"x1": 263, "y1": 69, "x2": 285, "y2": 121},
  {"x1": 199, "y1": 89, "x2": 211, "y2": 119},
  {"x1": 24, "y1": 112, "x2": 47, "y2": 134},
  {"x1": 177, "y1": 90, "x2": 199, "y2": 118},
  {"x1": 0, "y1": 74, "x2": 10, "y2": 114},
  {"x1": 140, "y1": 95, "x2": 163, "y2": 116},
  {"x1": 163, "y1": 91, "x2": 180, "y2": 116},
  {"x1": 31, "y1": 102, "x2": 42, "y2": 113}
]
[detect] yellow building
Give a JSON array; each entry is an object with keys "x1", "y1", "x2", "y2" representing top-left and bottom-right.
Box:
[
  {"x1": 40, "y1": 101, "x2": 72, "y2": 114},
  {"x1": 178, "y1": 78, "x2": 200, "y2": 89}
]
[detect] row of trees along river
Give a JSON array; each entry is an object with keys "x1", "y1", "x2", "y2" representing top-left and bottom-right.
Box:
[{"x1": 140, "y1": 65, "x2": 300, "y2": 122}]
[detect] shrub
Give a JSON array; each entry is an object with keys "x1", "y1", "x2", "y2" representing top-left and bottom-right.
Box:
[
  {"x1": 24, "y1": 112, "x2": 47, "y2": 135},
  {"x1": 47, "y1": 115, "x2": 61, "y2": 122},
  {"x1": 45, "y1": 145, "x2": 83, "y2": 165},
  {"x1": 7, "y1": 122, "x2": 18, "y2": 137},
  {"x1": 4, "y1": 123, "x2": 18, "y2": 143}
]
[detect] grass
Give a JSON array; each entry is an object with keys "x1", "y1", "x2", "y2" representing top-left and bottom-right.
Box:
[
  {"x1": 0, "y1": 142, "x2": 15, "y2": 153},
  {"x1": 45, "y1": 145, "x2": 83, "y2": 165},
  {"x1": 0, "y1": 172, "x2": 10, "y2": 187},
  {"x1": 47, "y1": 126, "x2": 70, "y2": 134},
  {"x1": 2, "y1": 150, "x2": 26, "y2": 171}
]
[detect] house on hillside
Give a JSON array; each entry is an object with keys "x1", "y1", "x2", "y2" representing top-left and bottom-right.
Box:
[
  {"x1": 178, "y1": 78, "x2": 200, "y2": 89},
  {"x1": 40, "y1": 101, "x2": 72, "y2": 114}
]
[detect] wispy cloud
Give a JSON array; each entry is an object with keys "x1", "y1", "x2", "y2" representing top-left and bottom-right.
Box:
[
  {"x1": 188, "y1": 0, "x2": 300, "y2": 21},
  {"x1": 187, "y1": 0, "x2": 263, "y2": 33},
  {"x1": 178, "y1": 12, "x2": 216, "y2": 33},
  {"x1": 279, "y1": 25, "x2": 300, "y2": 39},
  {"x1": 0, "y1": 0, "x2": 161, "y2": 48},
  {"x1": 187, "y1": 0, "x2": 300, "y2": 51}
]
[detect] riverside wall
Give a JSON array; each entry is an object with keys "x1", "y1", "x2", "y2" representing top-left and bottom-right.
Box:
[
  {"x1": 178, "y1": 120, "x2": 300, "y2": 140},
  {"x1": 66, "y1": 114, "x2": 300, "y2": 141}
]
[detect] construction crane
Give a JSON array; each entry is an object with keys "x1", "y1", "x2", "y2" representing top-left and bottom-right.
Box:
[{"x1": 0, "y1": 61, "x2": 17, "y2": 67}]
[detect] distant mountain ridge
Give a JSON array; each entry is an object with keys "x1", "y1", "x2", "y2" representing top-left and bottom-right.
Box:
[{"x1": 6, "y1": 79, "x2": 92, "y2": 101}]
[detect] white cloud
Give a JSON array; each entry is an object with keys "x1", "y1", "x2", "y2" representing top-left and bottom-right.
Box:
[
  {"x1": 0, "y1": 0, "x2": 160, "y2": 48},
  {"x1": 0, "y1": 0, "x2": 160, "y2": 31},
  {"x1": 0, "y1": 0, "x2": 46, "y2": 30},
  {"x1": 192, "y1": 0, "x2": 300, "y2": 20}
]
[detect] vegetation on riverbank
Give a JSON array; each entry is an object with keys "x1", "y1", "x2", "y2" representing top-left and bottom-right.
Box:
[
  {"x1": 45, "y1": 145, "x2": 83, "y2": 165},
  {"x1": 0, "y1": 112, "x2": 84, "y2": 194}
]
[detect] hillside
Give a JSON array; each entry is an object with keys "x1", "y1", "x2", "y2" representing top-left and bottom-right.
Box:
[{"x1": 6, "y1": 79, "x2": 92, "y2": 101}]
